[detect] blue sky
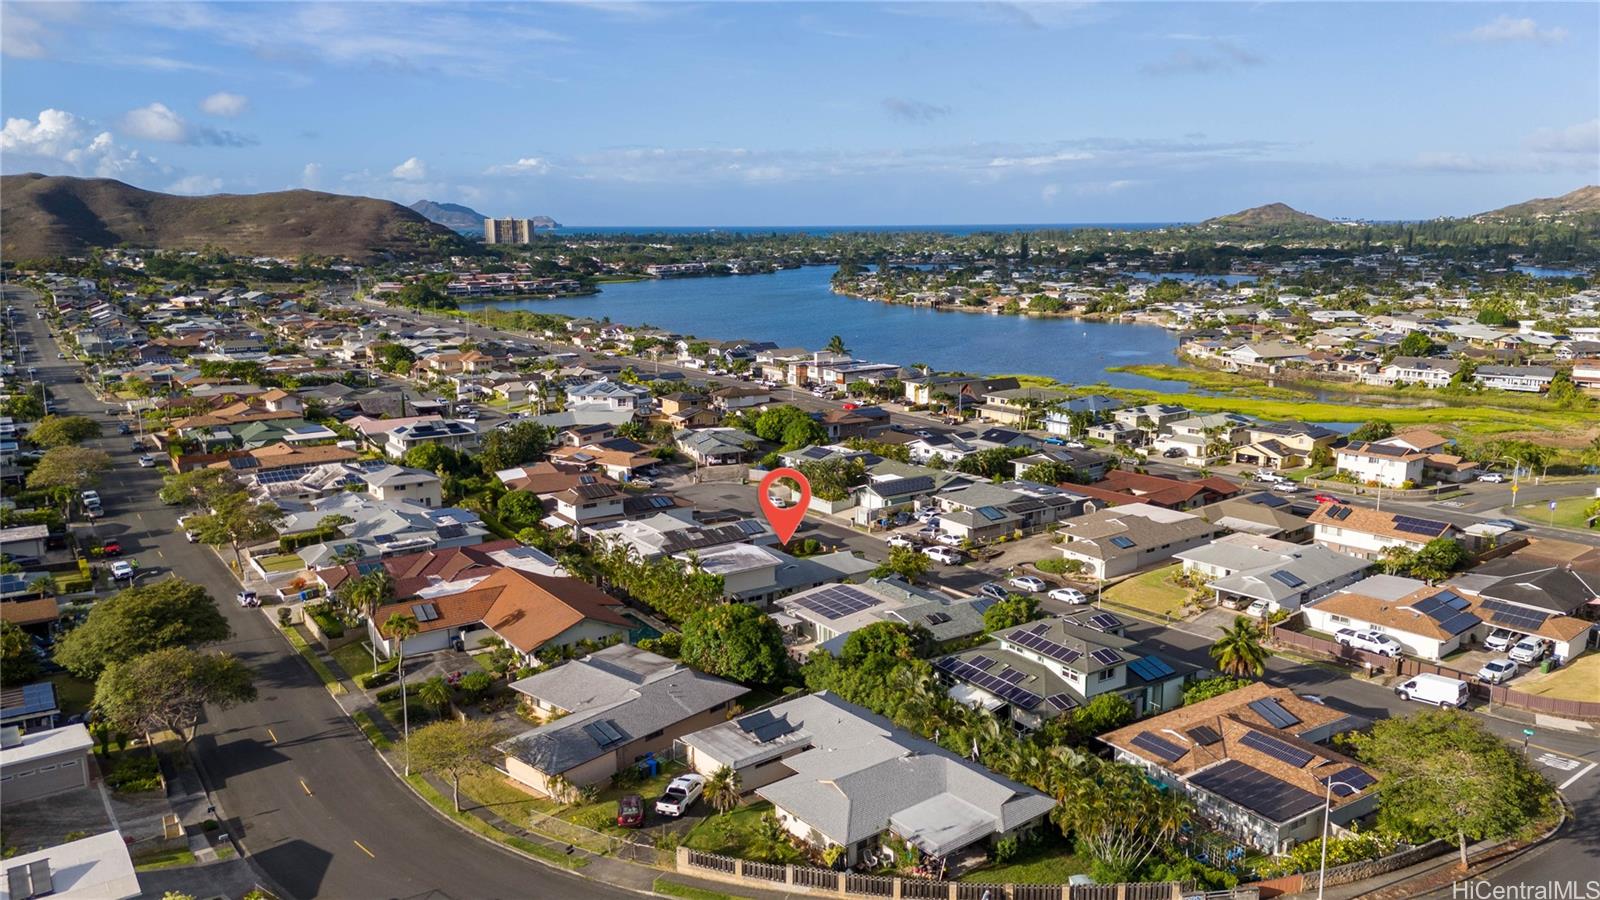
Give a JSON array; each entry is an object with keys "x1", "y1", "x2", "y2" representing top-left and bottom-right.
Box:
[{"x1": 3, "y1": 2, "x2": 1596, "y2": 224}]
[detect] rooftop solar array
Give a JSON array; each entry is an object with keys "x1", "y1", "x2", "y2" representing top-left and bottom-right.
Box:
[
  {"x1": 1326, "y1": 505, "x2": 1353, "y2": 520},
  {"x1": 997, "y1": 667, "x2": 1025, "y2": 684},
  {"x1": 1044, "y1": 693, "x2": 1078, "y2": 712},
  {"x1": 1406, "y1": 591, "x2": 1483, "y2": 636},
  {"x1": 1479, "y1": 598, "x2": 1549, "y2": 632},
  {"x1": 935, "y1": 656, "x2": 1042, "y2": 710},
  {"x1": 736, "y1": 710, "x2": 798, "y2": 743},
  {"x1": 924, "y1": 612, "x2": 952, "y2": 626},
  {"x1": 1189, "y1": 759, "x2": 1324, "y2": 823},
  {"x1": 1240, "y1": 729, "x2": 1314, "y2": 768},
  {"x1": 1005, "y1": 627, "x2": 1082, "y2": 665},
  {"x1": 411, "y1": 603, "x2": 440, "y2": 623},
  {"x1": 1127, "y1": 656, "x2": 1177, "y2": 681},
  {"x1": 1090, "y1": 648, "x2": 1125, "y2": 667},
  {"x1": 1247, "y1": 697, "x2": 1302, "y2": 730},
  {"x1": 1108, "y1": 535, "x2": 1137, "y2": 549},
  {"x1": 1320, "y1": 766, "x2": 1376, "y2": 797},
  {"x1": 1186, "y1": 724, "x2": 1222, "y2": 746},
  {"x1": 1084, "y1": 612, "x2": 1123, "y2": 632},
  {"x1": 794, "y1": 585, "x2": 882, "y2": 620},
  {"x1": 1393, "y1": 514, "x2": 1449, "y2": 536},
  {"x1": 582, "y1": 718, "x2": 626, "y2": 748},
  {"x1": 1131, "y1": 730, "x2": 1187, "y2": 763},
  {"x1": 1269, "y1": 570, "x2": 1306, "y2": 589},
  {"x1": 968, "y1": 655, "x2": 997, "y2": 671}
]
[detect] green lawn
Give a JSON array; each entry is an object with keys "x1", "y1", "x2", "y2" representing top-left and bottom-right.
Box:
[
  {"x1": 405, "y1": 775, "x2": 587, "y2": 869},
  {"x1": 47, "y1": 672, "x2": 95, "y2": 715},
  {"x1": 1513, "y1": 496, "x2": 1599, "y2": 531},
  {"x1": 1103, "y1": 564, "x2": 1192, "y2": 619},
  {"x1": 682, "y1": 801, "x2": 775, "y2": 858},
  {"x1": 458, "y1": 760, "x2": 688, "y2": 840},
  {"x1": 131, "y1": 847, "x2": 197, "y2": 871},
  {"x1": 652, "y1": 877, "x2": 751, "y2": 900},
  {"x1": 330, "y1": 640, "x2": 387, "y2": 681},
  {"x1": 281, "y1": 625, "x2": 346, "y2": 694},
  {"x1": 256, "y1": 553, "x2": 306, "y2": 573},
  {"x1": 957, "y1": 831, "x2": 1090, "y2": 884}
]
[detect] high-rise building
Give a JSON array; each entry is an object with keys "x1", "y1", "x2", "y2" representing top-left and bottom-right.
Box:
[{"x1": 483, "y1": 218, "x2": 536, "y2": 244}]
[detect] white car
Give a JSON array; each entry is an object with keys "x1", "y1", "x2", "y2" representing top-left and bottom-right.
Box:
[
  {"x1": 922, "y1": 546, "x2": 963, "y2": 565},
  {"x1": 1335, "y1": 628, "x2": 1402, "y2": 657},
  {"x1": 1047, "y1": 587, "x2": 1088, "y2": 604},
  {"x1": 109, "y1": 560, "x2": 135, "y2": 580},
  {"x1": 1007, "y1": 575, "x2": 1047, "y2": 593},
  {"x1": 654, "y1": 774, "x2": 705, "y2": 818},
  {"x1": 886, "y1": 534, "x2": 916, "y2": 550},
  {"x1": 1477, "y1": 473, "x2": 1506, "y2": 483},
  {"x1": 1245, "y1": 599, "x2": 1273, "y2": 618},
  {"x1": 766, "y1": 494, "x2": 792, "y2": 509},
  {"x1": 1270, "y1": 481, "x2": 1300, "y2": 493},
  {"x1": 1483, "y1": 629, "x2": 1516, "y2": 652},
  {"x1": 1508, "y1": 636, "x2": 1551, "y2": 664},
  {"x1": 137, "y1": 454, "x2": 156, "y2": 468},
  {"x1": 1476, "y1": 658, "x2": 1518, "y2": 685},
  {"x1": 935, "y1": 533, "x2": 963, "y2": 547}
]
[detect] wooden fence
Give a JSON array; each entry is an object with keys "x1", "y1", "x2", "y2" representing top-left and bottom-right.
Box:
[{"x1": 678, "y1": 848, "x2": 1259, "y2": 900}]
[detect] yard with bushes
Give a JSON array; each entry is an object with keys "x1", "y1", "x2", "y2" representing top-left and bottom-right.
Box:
[
  {"x1": 1102, "y1": 564, "x2": 1194, "y2": 619},
  {"x1": 681, "y1": 801, "x2": 779, "y2": 858}
]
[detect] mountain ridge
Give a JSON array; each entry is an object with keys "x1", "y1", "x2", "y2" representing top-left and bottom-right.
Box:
[
  {"x1": 1202, "y1": 202, "x2": 1330, "y2": 227},
  {"x1": 1474, "y1": 186, "x2": 1600, "y2": 220},
  {"x1": 1, "y1": 173, "x2": 466, "y2": 261}
]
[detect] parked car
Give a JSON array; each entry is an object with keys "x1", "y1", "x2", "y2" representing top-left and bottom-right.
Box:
[
  {"x1": 1394, "y1": 673, "x2": 1468, "y2": 708},
  {"x1": 100, "y1": 540, "x2": 122, "y2": 556},
  {"x1": 976, "y1": 583, "x2": 1010, "y2": 602},
  {"x1": 1476, "y1": 658, "x2": 1519, "y2": 685},
  {"x1": 1477, "y1": 472, "x2": 1506, "y2": 483},
  {"x1": 137, "y1": 454, "x2": 156, "y2": 468},
  {"x1": 1312, "y1": 493, "x2": 1345, "y2": 505},
  {"x1": 1270, "y1": 481, "x2": 1300, "y2": 493},
  {"x1": 1007, "y1": 575, "x2": 1048, "y2": 593},
  {"x1": 1048, "y1": 587, "x2": 1088, "y2": 604},
  {"x1": 886, "y1": 534, "x2": 917, "y2": 550},
  {"x1": 935, "y1": 533, "x2": 963, "y2": 547},
  {"x1": 117, "y1": 422, "x2": 132, "y2": 435},
  {"x1": 654, "y1": 774, "x2": 705, "y2": 818},
  {"x1": 892, "y1": 511, "x2": 913, "y2": 527},
  {"x1": 1162, "y1": 448, "x2": 1186, "y2": 458},
  {"x1": 1334, "y1": 628, "x2": 1402, "y2": 657},
  {"x1": 922, "y1": 546, "x2": 963, "y2": 565},
  {"x1": 80, "y1": 490, "x2": 100, "y2": 507},
  {"x1": 1508, "y1": 636, "x2": 1551, "y2": 664},
  {"x1": 1245, "y1": 599, "x2": 1273, "y2": 618},
  {"x1": 616, "y1": 793, "x2": 645, "y2": 828},
  {"x1": 109, "y1": 560, "x2": 135, "y2": 580},
  {"x1": 1483, "y1": 628, "x2": 1517, "y2": 652},
  {"x1": 237, "y1": 591, "x2": 260, "y2": 608}
]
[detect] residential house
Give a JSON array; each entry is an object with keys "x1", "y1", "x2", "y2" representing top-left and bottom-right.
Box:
[
  {"x1": 774, "y1": 578, "x2": 992, "y2": 656},
  {"x1": 566, "y1": 379, "x2": 652, "y2": 413},
  {"x1": 315, "y1": 539, "x2": 564, "y2": 600},
  {"x1": 1068, "y1": 469, "x2": 1240, "y2": 511},
  {"x1": 933, "y1": 481, "x2": 1089, "y2": 544},
  {"x1": 682, "y1": 542, "x2": 876, "y2": 607},
  {"x1": 680, "y1": 693, "x2": 1056, "y2": 866},
  {"x1": 550, "y1": 441, "x2": 658, "y2": 482},
  {"x1": 902, "y1": 375, "x2": 1020, "y2": 406},
  {"x1": 1307, "y1": 503, "x2": 1458, "y2": 561},
  {"x1": 676, "y1": 428, "x2": 758, "y2": 465},
  {"x1": 1055, "y1": 504, "x2": 1224, "y2": 580},
  {"x1": 589, "y1": 511, "x2": 776, "y2": 560},
  {"x1": 1010, "y1": 448, "x2": 1113, "y2": 484},
  {"x1": 1200, "y1": 493, "x2": 1316, "y2": 541},
  {"x1": 500, "y1": 644, "x2": 748, "y2": 798},
  {"x1": 977, "y1": 387, "x2": 1073, "y2": 427},
  {"x1": 936, "y1": 611, "x2": 1193, "y2": 730},
  {"x1": 1364, "y1": 356, "x2": 1460, "y2": 388},
  {"x1": 1175, "y1": 537, "x2": 1372, "y2": 613},
  {"x1": 1475, "y1": 365, "x2": 1556, "y2": 393},
  {"x1": 362, "y1": 465, "x2": 444, "y2": 507},
  {"x1": 0, "y1": 831, "x2": 141, "y2": 900},
  {"x1": 1101, "y1": 682, "x2": 1375, "y2": 854},
  {"x1": 0, "y1": 723, "x2": 93, "y2": 803},
  {"x1": 1233, "y1": 422, "x2": 1339, "y2": 471},
  {"x1": 0, "y1": 683, "x2": 59, "y2": 732},
  {"x1": 1302, "y1": 576, "x2": 1488, "y2": 660}
]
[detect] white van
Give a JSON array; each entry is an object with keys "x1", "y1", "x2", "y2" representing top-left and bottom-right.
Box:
[{"x1": 1394, "y1": 672, "x2": 1468, "y2": 708}]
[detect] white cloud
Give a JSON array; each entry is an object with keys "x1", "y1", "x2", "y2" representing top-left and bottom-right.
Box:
[
  {"x1": 168, "y1": 174, "x2": 223, "y2": 195},
  {"x1": 199, "y1": 91, "x2": 249, "y2": 117},
  {"x1": 1040, "y1": 183, "x2": 1061, "y2": 203},
  {"x1": 117, "y1": 101, "x2": 255, "y2": 147},
  {"x1": 120, "y1": 102, "x2": 189, "y2": 142},
  {"x1": 987, "y1": 150, "x2": 1095, "y2": 169},
  {"x1": 301, "y1": 163, "x2": 323, "y2": 188},
  {"x1": 1142, "y1": 38, "x2": 1263, "y2": 76},
  {"x1": 1461, "y1": 16, "x2": 1567, "y2": 44},
  {"x1": 1525, "y1": 119, "x2": 1600, "y2": 155},
  {"x1": 0, "y1": 108, "x2": 155, "y2": 178},
  {"x1": 391, "y1": 157, "x2": 429, "y2": 181},
  {"x1": 486, "y1": 157, "x2": 551, "y2": 176}
]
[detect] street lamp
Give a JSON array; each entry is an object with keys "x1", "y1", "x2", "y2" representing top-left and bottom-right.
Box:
[
  {"x1": 1316, "y1": 779, "x2": 1363, "y2": 900},
  {"x1": 1497, "y1": 455, "x2": 1523, "y2": 509}
]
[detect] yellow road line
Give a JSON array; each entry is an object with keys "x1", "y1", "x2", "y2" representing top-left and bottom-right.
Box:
[
  {"x1": 353, "y1": 840, "x2": 375, "y2": 858},
  {"x1": 267, "y1": 728, "x2": 278, "y2": 744},
  {"x1": 300, "y1": 779, "x2": 313, "y2": 796}
]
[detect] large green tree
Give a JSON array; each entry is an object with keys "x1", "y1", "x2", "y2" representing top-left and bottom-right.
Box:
[
  {"x1": 26, "y1": 446, "x2": 112, "y2": 511},
  {"x1": 872, "y1": 545, "x2": 930, "y2": 584},
  {"x1": 158, "y1": 467, "x2": 240, "y2": 509},
  {"x1": 679, "y1": 602, "x2": 789, "y2": 686},
  {"x1": 1209, "y1": 616, "x2": 1269, "y2": 677},
  {"x1": 55, "y1": 578, "x2": 231, "y2": 678},
  {"x1": 479, "y1": 422, "x2": 555, "y2": 472},
  {"x1": 406, "y1": 719, "x2": 504, "y2": 812},
  {"x1": 1, "y1": 620, "x2": 41, "y2": 686},
  {"x1": 190, "y1": 492, "x2": 284, "y2": 569},
  {"x1": 26, "y1": 414, "x2": 102, "y2": 448},
  {"x1": 1349, "y1": 709, "x2": 1556, "y2": 867},
  {"x1": 981, "y1": 593, "x2": 1040, "y2": 633},
  {"x1": 94, "y1": 647, "x2": 257, "y2": 745}
]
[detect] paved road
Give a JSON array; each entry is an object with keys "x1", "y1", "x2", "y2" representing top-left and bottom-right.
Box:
[{"x1": 7, "y1": 286, "x2": 637, "y2": 900}]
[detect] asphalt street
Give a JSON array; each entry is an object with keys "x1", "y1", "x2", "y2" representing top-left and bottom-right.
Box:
[{"x1": 7, "y1": 286, "x2": 637, "y2": 900}]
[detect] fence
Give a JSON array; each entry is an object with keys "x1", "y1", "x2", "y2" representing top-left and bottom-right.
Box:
[
  {"x1": 527, "y1": 811, "x2": 673, "y2": 867},
  {"x1": 1302, "y1": 478, "x2": 1459, "y2": 501},
  {"x1": 1272, "y1": 624, "x2": 1600, "y2": 720},
  {"x1": 678, "y1": 848, "x2": 1260, "y2": 900}
]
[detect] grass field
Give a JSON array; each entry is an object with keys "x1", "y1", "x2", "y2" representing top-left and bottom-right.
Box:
[
  {"x1": 131, "y1": 847, "x2": 196, "y2": 871},
  {"x1": 405, "y1": 775, "x2": 588, "y2": 869},
  {"x1": 682, "y1": 801, "x2": 776, "y2": 858},
  {"x1": 957, "y1": 831, "x2": 1090, "y2": 884},
  {"x1": 255, "y1": 553, "x2": 306, "y2": 574},
  {"x1": 47, "y1": 672, "x2": 95, "y2": 714},
  {"x1": 1513, "y1": 496, "x2": 1600, "y2": 531},
  {"x1": 1514, "y1": 653, "x2": 1600, "y2": 702},
  {"x1": 458, "y1": 761, "x2": 687, "y2": 842},
  {"x1": 1103, "y1": 564, "x2": 1192, "y2": 619}
]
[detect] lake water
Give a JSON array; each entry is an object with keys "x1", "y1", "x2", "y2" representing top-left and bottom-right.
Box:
[
  {"x1": 1513, "y1": 265, "x2": 1583, "y2": 279},
  {"x1": 465, "y1": 266, "x2": 1181, "y2": 390}
]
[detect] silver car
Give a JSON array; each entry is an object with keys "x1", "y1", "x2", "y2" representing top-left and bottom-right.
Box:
[{"x1": 1476, "y1": 658, "x2": 1518, "y2": 685}]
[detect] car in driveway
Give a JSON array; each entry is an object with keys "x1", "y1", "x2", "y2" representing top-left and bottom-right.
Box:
[
  {"x1": 922, "y1": 546, "x2": 963, "y2": 565},
  {"x1": 100, "y1": 540, "x2": 122, "y2": 556},
  {"x1": 886, "y1": 534, "x2": 917, "y2": 550},
  {"x1": 1047, "y1": 586, "x2": 1088, "y2": 604},
  {"x1": 935, "y1": 533, "x2": 963, "y2": 547},
  {"x1": 654, "y1": 774, "x2": 705, "y2": 818},
  {"x1": 1509, "y1": 636, "x2": 1551, "y2": 664},
  {"x1": 976, "y1": 583, "x2": 1011, "y2": 602},
  {"x1": 1476, "y1": 658, "x2": 1518, "y2": 684},
  {"x1": 616, "y1": 793, "x2": 645, "y2": 828},
  {"x1": 1484, "y1": 628, "x2": 1517, "y2": 652},
  {"x1": 1245, "y1": 598, "x2": 1273, "y2": 618},
  {"x1": 1335, "y1": 628, "x2": 1402, "y2": 657},
  {"x1": 1007, "y1": 575, "x2": 1047, "y2": 593},
  {"x1": 109, "y1": 560, "x2": 135, "y2": 580}
]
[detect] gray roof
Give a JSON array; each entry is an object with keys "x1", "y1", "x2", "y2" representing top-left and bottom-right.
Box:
[
  {"x1": 502, "y1": 645, "x2": 748, "y2": 776},
  {"x1": 685, "y1": 693, "x2": 1054, "y2": 851},
  {"x1": 1208, "y1": 545, "x2": 1373, "y2": 604}
]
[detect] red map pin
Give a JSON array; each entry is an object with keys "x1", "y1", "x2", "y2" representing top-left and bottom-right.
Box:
[{"x1": 758, "y1": 467, "x2": 811, "y2": 544}]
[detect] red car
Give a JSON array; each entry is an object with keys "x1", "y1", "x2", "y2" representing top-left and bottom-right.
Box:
[
  {"x1": 842, "y1": 402, "x2": 859, "y2": 411},
  {"x1": 616, "y1": 793, "x2": 645, "y2": 828},
  {"x1": 100, "y1": 540, "x2": 122, "y2": 556}
]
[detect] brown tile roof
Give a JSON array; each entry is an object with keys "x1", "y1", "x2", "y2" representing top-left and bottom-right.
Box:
[
  {"x1": 1086, "y1": 470, "x2": 1241, "y2": 508},
  {"x1": 478, "y1": 568, "x2": 631, "y2": 654},
  {"x1": 207, "y1": 442, "x2": 358, "y2": 472},
  {"x1": 0, "y1": 598, "x2": 60, "y2": 627},
  {"x1": 1308, "y1": 502, "x2": 1455, "y2": 543},
  {"x1": 373, "y1": 588, "x2": 501, "y2": 638},
  {"x1": 1310, "y1": 585, "x2": 1465, "y2": 640},
  {"x1": 316, "y1": 539, "x2": 520, "y2": 596},
  {"x1": 502, "y1": 463, "x2": 619, "y2": 497},
  {"x1": 550, "y1": 444, "x2": 655, "y2": 471}
]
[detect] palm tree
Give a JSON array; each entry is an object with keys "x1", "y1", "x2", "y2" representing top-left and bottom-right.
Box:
[
  {"x1": 706, "y1": 765, "x2": 742, "y2": 816},
  {"x1": 384, "y1": 612, "x2": 420, "y2": 773},
  {"x1": 1210, "y1": 615, "x2": 1269, "y2": 677},
  {"x1": 418, "y1": 676, "x2": 451, "y2": 717},
  {"x1": 825, "y1": 335, "x2": 848, "y2": 355}
]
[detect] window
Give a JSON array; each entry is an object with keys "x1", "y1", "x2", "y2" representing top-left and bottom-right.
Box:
[
  {"x1": 1097, "y1": 668, "x2": 1116, "y2": 682},
  {"x1": 1330, "y1": 614, "x2": 1350, "y2": 625}
]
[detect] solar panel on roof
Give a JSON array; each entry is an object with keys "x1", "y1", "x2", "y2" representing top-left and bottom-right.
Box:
[
  {"x1": 1189, "y1": 759, "x2": 1323, "y2": 823},
  {"x1": 582, "y1": 719, "x2": 626, "y2": 747},
  {"x1": 1045, "y1": 693, "x2": 1077, "y2": 712},
  {"x1": 936, "y1": 656, "x2": 1043, "y2": 710},
  {"x1": 1269, "y1": 570, "x2": 1306, "y2": 589},
  {"x1": 794, "y1": 585, "x2": 881, "y2": 620},
  {"x1": 1247, "y1": 697, "x2": 1302, "y2": 729},
  {"x1": 1109, "y1": 535, "x2": 1136, "y2": 549},
  {"x1": 1131, "y1": 731, "x2": 1186, "y2": 763},
  {"x1": 1090, "y1": 648, "x2": 1124, "y2": 666},
  {"x1": 1186, "y1": 724, "x2": 1222, "y2": 746},
  {"x1": 1085, "y1": 612, "x2": 1123, "y2": 632},
  {"x1": 1435, "y1": 589, "x2": 1470, "y2": 611},
  {"x1": 977, "y1": 506, "x2": 1006, "y2": 521},
  {"x1": 996, "y1": 667, "x2": 1024, "y2": 684},
  {"x1": 968, "y1": 654, "x2": 997, "y2": 671},
  {"x1": 1320, "y1": 765, "x2": 1376, "y2": 796},
  {"x1": 1479, "y1": 598, "x2": 1547, "y2": 631},
  {"x1": 1240, "y1": 730, "x2": 1314, "y2": 767},
  {"x1": 1005, "y1": 628, "x2": 1082, "y2": 665},
  {"x1": 924, "y1": 612, "x2": 952, "y2": 626},
  {"x1": 1127, "y1": 656, "x2": 1176, "y2": 681}
]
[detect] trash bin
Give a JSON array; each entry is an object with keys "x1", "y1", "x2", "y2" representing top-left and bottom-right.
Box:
[{"x1": 1540, "y1": 659, "x2": 1553, "y2": 674}]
